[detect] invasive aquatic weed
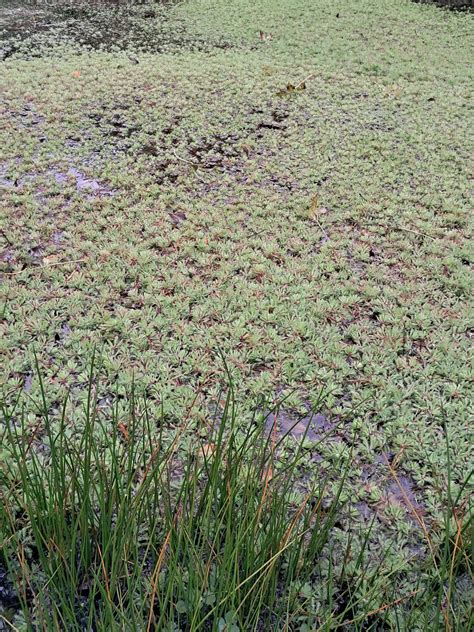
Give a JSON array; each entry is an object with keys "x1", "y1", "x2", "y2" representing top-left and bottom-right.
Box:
[{"x1": 1, "y1": 0, "x2": 472, "y2": 628}]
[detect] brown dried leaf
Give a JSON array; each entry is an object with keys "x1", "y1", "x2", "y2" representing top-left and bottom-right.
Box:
[
  {"x1": 98, "y1": 249, "x2": 111, "y2": 263},
  {"x1": 308, "y1": 194, "x2": 319, "y2": 219},
  {"x1": 262, "y1": 65, "x2": 275, "y2": 76},
  {"x1": 258, "y1": 31, "x2": 273, "y2": 41},
  {"x1": 277, "y1": 81, "x2": 306, "y2": 97},
  {"x1": 42, "y1": 254, "x2": 60, "y2": 266},
  {"x1": 305, "y1": 195, "x2": 328, "y2": 221},
  {"x1": 117, "y1": 422, "x2": 129, "y2": 441}
]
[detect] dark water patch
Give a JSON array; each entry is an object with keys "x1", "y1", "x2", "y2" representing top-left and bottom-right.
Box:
[
  {"x1": 168, "y1": 210, "x2": 187, "y2": 226},
  {"x1": 385, "y1": 474, "x2": 426, "y2": 520},
  {"x1": 412, "y1": 0, "x2": 474, "y2": 11},
  {"x1": 1, "y1": 248, "x2": 17, "y2": 269},
  {"x1": 1, "y1": 162, "x2": 112, "y2": 197},
  {"x1": 27, "y1": 244, "x2": 45, "y2": 264},
  {"x1": 358, "y1": 455, "x2": 428, "y2": 528},
  {"x1": 374, "y1": 451, "x2": 395, "y2": 465},
  {"x1": 265, "y1": 409, "x2": 336, "y2": 442},
  {"x1": 0, "y1": 175, "x2": 16, "y2": 189},
  {"x1": 23, "y1": 372, "x2": 33, "y2": 392},
  {"x1": 0, "y1": 0, "x2": 234, "y2": 60},
  {"x1": 54, "y1": 321, "x2": 72, "y2": 343},
  {"x1": 13, "y1": 104, "x2": 44, "y2": 128},
  {"x1": 53, "y1": 168, "x2": 114, "y2": 196},
  {"x1": 354, "y1": 501, "x2": 373, "y2": 521},
  {"x1": 0, "y1": 561, "x2": 21, "y2": 627},
  {"x1": 51, "y1": 229, "x2": 64, "y2": 246}
]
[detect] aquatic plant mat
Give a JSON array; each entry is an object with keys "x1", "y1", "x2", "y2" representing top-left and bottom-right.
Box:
[
  {"x1": 1, "y1": 0, "x2": 473, "y2": 629},
  {"x1": 0, "y1": 364, "x2": 472, "y2": 629}
]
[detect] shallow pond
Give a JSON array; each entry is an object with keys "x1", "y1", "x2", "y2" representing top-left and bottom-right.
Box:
[{"x1": 1, "y1": 0, "x2": 471, "y2": 62}]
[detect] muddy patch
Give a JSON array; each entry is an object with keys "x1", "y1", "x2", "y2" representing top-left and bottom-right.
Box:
[
  {"x1": 0, "y1": 165, "x2": 16, "y2": 189},
  {"x1": 0, "y1": 0, "x2": 233, "y2": 61}
]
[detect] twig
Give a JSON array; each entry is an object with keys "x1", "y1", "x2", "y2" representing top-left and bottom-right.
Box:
[
  {"x1": 0, "y1": 614, "x2": 20, "y2": 631},
  {"x1": 344, "y1": 589, "x2": 420, "y2": 625},
  {"x1": 315, "y1": 216, "x2": 329, "y2": 241},
  {"x1": 172, "y1": 149, "x2": 208, "y2": 183},
  {"x1": 384, "y1": 456, "x2": 437, "y2": 566},
  {"x1": 172, "y1": 148, "x2": 199, "y2": 167},
  {"x1": 4, "y1": 258, "x2": 87, "y2": 276},
  {"x1": 356, "y1": 193, "x2": 437, "y2": 241},
  {"x1": 194, "y1": 171, "x2": 208, "y2": 184},
  {"x1": 373, "y1": 222, "x2": 436, "y2": 240},
  {"x1": 1, "y1": 229, "x2": 13, "y2": 246},
  {"x1": 391, "y1": 225, "x2": 436, "y2": 240},
  {"x1": 294, "y1": 73, "x2": 314, "y2": 89}
]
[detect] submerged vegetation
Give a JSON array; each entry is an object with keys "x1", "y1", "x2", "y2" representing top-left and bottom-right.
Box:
[{"x1": 1, "y1": 0, "x2": 473, "y2": 629}]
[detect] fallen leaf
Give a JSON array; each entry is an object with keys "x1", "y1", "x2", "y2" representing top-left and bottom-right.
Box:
[
  {"x1": 98, "y1": 249, "x2": 111, "y2": 263},
  {"x1": 277, "y1": 82, "x2": 306, "y2": 97},
  {"x1": 304, "y1": 195, "x2": 329, "y2": 221},
  {"x1": 168, "y1": 211, "x2": 187, "y2": 226},
  {"x1": 117, "y1": 422, "x2": 129, "y2": 441},
  {"x1": 306, "y1": 195, "x2": 319, "y2": 220},
  {"x1": 42, "y1": 254, "x2": 60, "y2": 266}
]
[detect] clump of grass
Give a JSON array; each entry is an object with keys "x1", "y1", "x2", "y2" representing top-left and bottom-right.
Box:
[
  {"x1": 0, "y1": 360, "x2": 347, "y2": 631},
  {"x1": 0, "y1": 360, "x2": 472, "y2": 630}
]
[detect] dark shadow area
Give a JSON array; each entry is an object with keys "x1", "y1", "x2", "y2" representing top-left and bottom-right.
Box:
[{"x1": 413, "y1": 0, "x2": 473, "y2": 11}]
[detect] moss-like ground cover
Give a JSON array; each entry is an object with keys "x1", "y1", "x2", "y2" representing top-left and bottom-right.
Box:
[{"x1": 1, "y1": 0, "x2": 473, "y2": 628}]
